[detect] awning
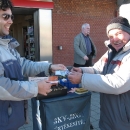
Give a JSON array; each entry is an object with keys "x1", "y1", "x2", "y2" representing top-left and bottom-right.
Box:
[{"x1": 11, "y1": 0, "x2": 54, "y2": 9}]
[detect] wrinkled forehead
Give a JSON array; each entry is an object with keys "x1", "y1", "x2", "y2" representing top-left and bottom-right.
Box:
[
  {"x1": 108, "y1": 29, "x2": 130, "y2": 38},
  {"x1": 108, "y1": 28, "x2": 122, "y2": 34}
]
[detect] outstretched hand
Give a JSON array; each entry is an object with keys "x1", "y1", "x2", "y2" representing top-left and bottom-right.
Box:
[
  {"x1": 51, "y1": 64, "x2": 67, "y2": 72},
  {"x1": 71, "y1": 67, "x2": 82, "y2": 73},
  {"x1": 37, "y1": 78, "x2": 52, "y2": 96},
  {"x1": 68, "y1": 71, "x2": 82, "y2": 84}
]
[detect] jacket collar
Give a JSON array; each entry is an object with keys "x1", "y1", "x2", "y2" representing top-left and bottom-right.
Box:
[
  {"x1": 0, "y1": 35, "x2": 19, "y2": 48},
  {"x1": 0, "y1": 38, "x2": 10, "y2": 47}
]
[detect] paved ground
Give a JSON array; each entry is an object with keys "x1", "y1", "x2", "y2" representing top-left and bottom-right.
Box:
[
  {"x1": 90, "y1": 92, "x2": 100, "y2": 130},
  {"x1": 19, "y1": 99, "x2": 33, "y2": 130},
  {"x1": 19, "y1": 92, "x2": 100, "y2": 130}
]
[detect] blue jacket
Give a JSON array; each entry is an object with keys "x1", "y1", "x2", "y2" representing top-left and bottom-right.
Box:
[{"x1": 0, "y1": 36, "x2": 51, "y2": 129}]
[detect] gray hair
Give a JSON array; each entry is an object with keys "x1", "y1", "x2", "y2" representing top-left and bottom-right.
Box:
[{"x1": 81, "y1": 23, "x2": 90, "y2": 31}]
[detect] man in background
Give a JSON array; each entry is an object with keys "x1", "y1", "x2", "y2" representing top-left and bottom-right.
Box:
[
  {"x1": 73, "y1": 23, "x2": 96, "y2": 129},
  {"x1": 73, "y1": 23, "x2": 96, "y2": 67}
]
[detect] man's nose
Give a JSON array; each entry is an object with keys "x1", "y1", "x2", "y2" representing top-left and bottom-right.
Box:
[
  {"x1": 7, "y1": 18, "x2": 13, "y2": 24},
  {"x1": 113, "y1": 35, "x2": 118, "y2": 41}
]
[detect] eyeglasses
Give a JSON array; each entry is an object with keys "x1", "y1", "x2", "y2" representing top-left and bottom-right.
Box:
[{"x1": 2, "y1": 14, "x2": 14, "y2": 21}]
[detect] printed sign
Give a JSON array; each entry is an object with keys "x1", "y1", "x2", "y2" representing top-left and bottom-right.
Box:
[{"x1": 53, "y1": 113, "x2": 86, "y2": 130}]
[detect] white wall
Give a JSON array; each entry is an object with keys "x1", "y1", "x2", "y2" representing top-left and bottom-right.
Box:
[{"x1": 119, "y1": 4, "x2": 130, "y2": 23}]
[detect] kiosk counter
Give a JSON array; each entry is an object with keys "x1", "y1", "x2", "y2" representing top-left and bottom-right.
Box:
[{"x1": 39, "y1": 92, "x2": 91, "y2": 130}]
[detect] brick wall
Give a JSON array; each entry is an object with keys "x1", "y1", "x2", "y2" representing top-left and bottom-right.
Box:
[{"x1": 52, "y1": 0, "x2": 117, "y2": 66}]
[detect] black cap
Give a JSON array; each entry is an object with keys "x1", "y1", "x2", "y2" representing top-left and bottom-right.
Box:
[{"x1": 106, "y1": 16, "x2": 130, "y2": 35}]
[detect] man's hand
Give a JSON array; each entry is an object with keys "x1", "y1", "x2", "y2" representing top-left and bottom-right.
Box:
[
  {"x1": 51, "y1": 64, "x2": 67, "y2": 73},
  {"x1": 84, "y1": 55, "x2": 89, "y2": 60},
  {"x1": 71, "y1": 67, "x2": 82, "y2": 73},
  {"x1": 37, "y1": 79, "x2": 52, "y2": 96},
  {"x1": 68, "y1": 71, "x2": 82, "y2": 84}
]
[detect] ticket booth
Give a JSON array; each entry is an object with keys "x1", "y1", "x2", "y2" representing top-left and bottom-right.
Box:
[{"x1": 11, "y1": 0, "x2": 54, "y2": 62}]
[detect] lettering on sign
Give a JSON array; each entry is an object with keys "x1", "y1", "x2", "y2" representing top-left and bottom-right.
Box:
[{"x1": 53, "y1": 113, "x2": 86, "y2": 130}]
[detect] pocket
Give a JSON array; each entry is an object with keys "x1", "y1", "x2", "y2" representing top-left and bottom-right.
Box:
[
  {"x1": 0, "y1": 101, "x2": 9, "y2": 126},
  {"x1": 9, "y1": 101, "x2": 25, "y2": 128}
]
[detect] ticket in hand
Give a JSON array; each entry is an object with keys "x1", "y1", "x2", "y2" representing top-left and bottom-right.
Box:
[{"x1": 55, "y1": 69, "x2": 70, "y2": 77}]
